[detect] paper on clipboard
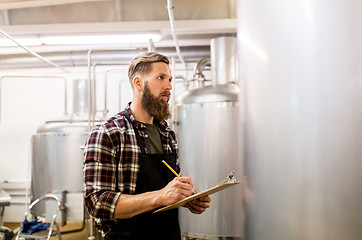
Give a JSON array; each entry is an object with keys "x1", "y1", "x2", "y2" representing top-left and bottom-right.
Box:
[{"x1": 153, "y1": 181, "x2": 240, "y2": 213}]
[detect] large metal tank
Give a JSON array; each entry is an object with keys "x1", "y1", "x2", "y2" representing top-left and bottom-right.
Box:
[
  {"x1": 238, "y1": 1, "x2": 362, "y2": 239},
  {"x1": 31, "y1": 79, "x2": 91, "y2": 221},
  {"x1": 31, "y1": 120, "x2": 88, "y2": 197},
  {"x1": 177, "y1": 37, "x2": 243, "y2": 239}
]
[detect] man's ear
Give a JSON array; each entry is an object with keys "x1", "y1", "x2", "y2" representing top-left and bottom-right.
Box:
[{"x1": 133, "y1": 76, "x2": 143, "y2": 91}]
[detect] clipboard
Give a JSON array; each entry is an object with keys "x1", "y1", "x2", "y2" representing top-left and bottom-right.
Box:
[{"x1": 153, "y1": 180, "x2": 240, "y2": 213}]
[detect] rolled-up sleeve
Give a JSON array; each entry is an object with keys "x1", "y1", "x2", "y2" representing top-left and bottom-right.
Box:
[{"x1": 83, "y1": 125, "x2": 121, "y2": 219}]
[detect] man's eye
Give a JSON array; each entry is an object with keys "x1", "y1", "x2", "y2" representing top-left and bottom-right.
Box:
[{"x1": 158, "y1": 76, "x2": 164, "y2": 80}]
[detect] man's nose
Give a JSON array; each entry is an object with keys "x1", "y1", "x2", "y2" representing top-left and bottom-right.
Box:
[{"x1": 165, "y1": 80, "x2": 172, "y2": 90}]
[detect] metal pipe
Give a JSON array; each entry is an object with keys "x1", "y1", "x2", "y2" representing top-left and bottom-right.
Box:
[
  {"x1": 148, "y1": 38, "x2": 156, "y2": 52},
  {"x1": 170, "y1": 57, "x2": 176, "y2": 129},
  {"x1": 114, "y1": 0, "x2": 122, "y2": 22},
  {"x1": 72, "y1": 79, "x2": 89, "y2": 115},
  {"x1": 0, "y1": 0, "x2": 106, "y2": 10},
  {"x1": 88, "y1": 217, "x2": 95, "y2": 240},
  {"x1": 87, "y1": 50, "x2": 93, "y2": 131},
  {"x1": 118, "y1": 79, "x2": 129, "y2": 111},
  {"x1": 103, "y1": 67, "x2": 128, "y2": 115},
  {"x1": 174, "y1": 75, "x2": 187, "y2": 88},
  {"x1": 228, "y1": 0, "x2": 237, "y2": 18},
  {"x1": 0, "y1": 29, "x2": 69, "y2": 73},
  {"x1": 2, "y1": 10, "x2": 10, "y2": 25},
  {"x1": 166, "y1": 0, "x2": 187, "y2": 67},
  {"x1": 0, "y1": 47, "x2": 210, "y2": 69},
  {"x1": 0, "y1": 75, "x2": 68, "y2": 124},
  {"x1": 60, "y1": 190, "x2": 68, "y2": 226},
  {"x1": 87, "y1": 48, "x2": 143, "y2": 130},
  {"x1": 104, "y1": 70, "x2": 109, "y2": 117},
  {"x1": 91, "y1": 63, "x2": 128, "y2": 125},
  {"x1": 171, "y1": 75, "x2": 186, "y2": 129},
  {"x1": 61, "y1": 218, "x2": 85, "y2": 235},
  {"x1": 192, "y1": 57, "x2": 211, "y2": 88},
  {"x1": 91, "y1": 63, "x2": 97, "y2": 128},
  {"x1": 60, "y1": 205, "x2": 86, "y2": 235}
]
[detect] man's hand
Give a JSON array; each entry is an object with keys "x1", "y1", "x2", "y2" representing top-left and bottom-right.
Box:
[
  {"x1": 185, "y1": 189, "x2": 211, "y2": 214},
  {"x1": 156, "y1": 177, "x2": 195, "y2": 206}
]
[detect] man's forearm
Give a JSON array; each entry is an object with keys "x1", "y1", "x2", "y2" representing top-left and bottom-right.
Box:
[
  {"x1": 113, "y1": 176, "x2": 195, "y2": 219},
  {"x1": 114, "y1": 190, "x2": 163, "y2": 219}
]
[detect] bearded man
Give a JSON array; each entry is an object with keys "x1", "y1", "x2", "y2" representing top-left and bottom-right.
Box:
[{"x1": 83, "y1": 52, "x2": 211, "y2": 240}]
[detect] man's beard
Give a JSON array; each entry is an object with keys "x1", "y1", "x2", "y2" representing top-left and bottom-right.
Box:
[{"x1": 141, "y1": 82, "x2": 171, "y2": 121}]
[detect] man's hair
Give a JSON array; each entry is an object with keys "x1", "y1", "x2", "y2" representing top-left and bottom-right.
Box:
[{"x1": 128, "y1": 52, "x2": 169, "y2": 87}]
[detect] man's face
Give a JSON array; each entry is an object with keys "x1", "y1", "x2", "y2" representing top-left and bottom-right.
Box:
[{"x1": 141, "y1": 62, "x2": 173, "y2": 121}]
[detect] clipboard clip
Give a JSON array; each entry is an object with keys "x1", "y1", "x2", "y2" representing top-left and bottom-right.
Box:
[{"x1": 218, "y1": 170, "x2": 237, "y2": 185}]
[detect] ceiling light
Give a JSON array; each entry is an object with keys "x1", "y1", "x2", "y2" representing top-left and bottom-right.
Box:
[
  {"x1": 42, "y1": 33, "x2": 162, "y2": 45},
  {"x1": 0, "y1": 37, "x2": 42, "y2": 47}
]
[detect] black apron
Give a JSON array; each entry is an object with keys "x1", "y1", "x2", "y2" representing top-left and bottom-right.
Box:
[{"x1": 105, "y1": 110, "x2": 181, "y2": 240}]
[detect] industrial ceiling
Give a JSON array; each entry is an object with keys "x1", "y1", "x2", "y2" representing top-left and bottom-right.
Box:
[{"x1": 0, "y1": 0, "x2": 237, "y2": 68}]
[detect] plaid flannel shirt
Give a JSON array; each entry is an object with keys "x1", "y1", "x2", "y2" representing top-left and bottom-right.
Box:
[{"x1": 83, "y1": 104, "x2": 179, "y2": 236}]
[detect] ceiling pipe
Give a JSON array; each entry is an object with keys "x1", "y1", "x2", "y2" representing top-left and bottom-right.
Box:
[
  {"x1": 166, "y1": 0, "x2": 186, "y2": 67},
  {"x1": 0, "y1": 47, "x2": 210, "y2": 69},
  {"x1": 0, "y1": 28, "x2": 69, "y2": 73},
  {"x1": 0, "y1": 0, "x2": 105, "y2": 10}
]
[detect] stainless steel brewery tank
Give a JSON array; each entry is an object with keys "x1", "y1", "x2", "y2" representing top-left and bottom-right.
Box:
[
  {"x1": 239, "y1": 1, "x2": 362, "y2": 239},
  {"x1": 177, "y1": 36, "x2": 243, "y2": 239},
  {"x1": 31, "y1": 119, "x2": 88, "y2": 198},
  {"x1": 31, "y1": 79, "x2": 91, "y2": 221}
]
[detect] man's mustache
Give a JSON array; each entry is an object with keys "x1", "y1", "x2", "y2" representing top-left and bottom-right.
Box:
[{"x1": 160, "y1": 91, "x2": 171, "y2": 98}]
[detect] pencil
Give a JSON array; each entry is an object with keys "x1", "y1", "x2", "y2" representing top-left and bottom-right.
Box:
[
  {"x1": 162, "y1": 160, "x2": 197, "y2": 194},
  {"x1": 162, "y1": 160, "x2": 180, "y2": 177}
]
